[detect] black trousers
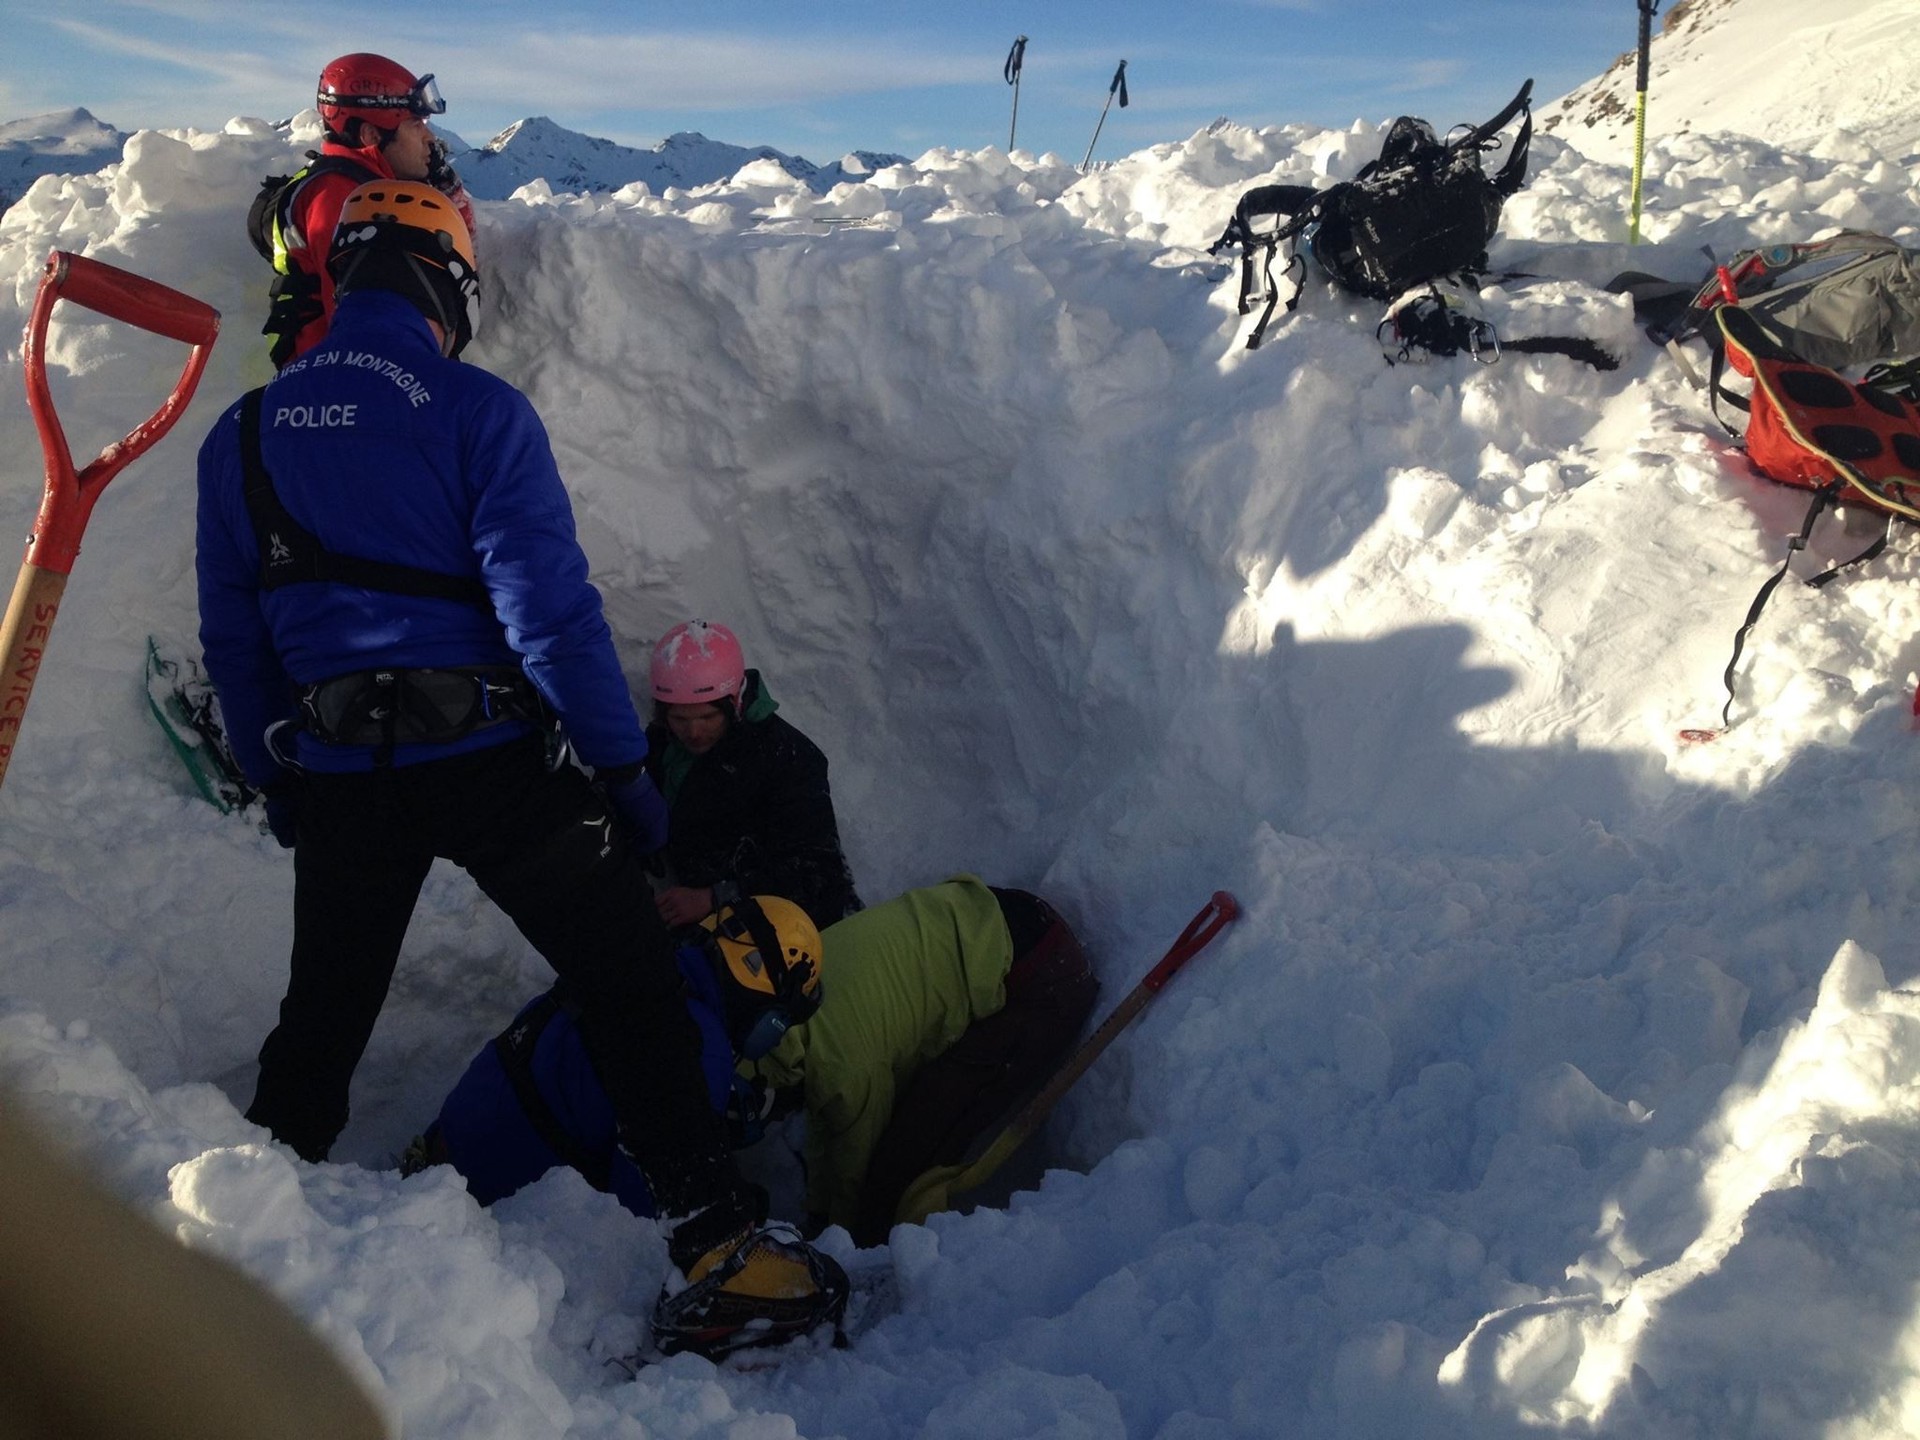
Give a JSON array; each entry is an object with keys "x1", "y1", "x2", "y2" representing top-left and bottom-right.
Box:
[
  {"x1": 851, "y1": 890, "x2": 1101, "y2": 1245},
  {"x1": 247, "y1": 737, "x2": 747, "y2": 1237}
]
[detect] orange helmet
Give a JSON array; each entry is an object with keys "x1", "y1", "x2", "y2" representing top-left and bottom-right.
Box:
[{"x1": 328, "y1": 180, "x2": 480, "y2": 357}]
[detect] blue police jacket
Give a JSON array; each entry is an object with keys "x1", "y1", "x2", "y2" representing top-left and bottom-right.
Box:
[
  {"x1": 194, "y1": 290, "x2": 646, "y2": 783},
  {"x1": 432, "y1": 943, "x2": 736, "y2": 1214}
]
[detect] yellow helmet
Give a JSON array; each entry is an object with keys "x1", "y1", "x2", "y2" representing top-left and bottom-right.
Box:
[{"x1": 700, "y1": 895, "x2": 823, "y2": 1058}]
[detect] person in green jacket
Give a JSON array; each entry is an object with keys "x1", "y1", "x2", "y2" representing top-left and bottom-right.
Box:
[{"x1": 745, "y1": 875, "x2": 1099, "y2": 1247}]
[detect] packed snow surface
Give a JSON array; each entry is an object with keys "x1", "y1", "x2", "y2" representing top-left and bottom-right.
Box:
[{"x1": 7, "y1": 39, "x2": 1920, "y2": 1440}]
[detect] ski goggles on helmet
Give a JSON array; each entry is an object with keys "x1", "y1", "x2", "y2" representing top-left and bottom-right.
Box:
[
  {"x1": 407, "y1": 75, "x2": 446, "y2": 116},
  {"x1": 321, "y1": 73, "x2": 446, "y2": 118}
]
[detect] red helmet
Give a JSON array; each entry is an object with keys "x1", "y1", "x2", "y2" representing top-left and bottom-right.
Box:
[
  {"x1": 316, "y1": 53, "x2": 445, "y2": 137},
  {"x1": 650, "y1": 620, "x2": 747, "y2": 709}
]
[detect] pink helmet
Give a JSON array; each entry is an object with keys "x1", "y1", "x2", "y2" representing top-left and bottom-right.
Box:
[{"x1": 650, "y1": 620, "x2": 747, "y2": 709}]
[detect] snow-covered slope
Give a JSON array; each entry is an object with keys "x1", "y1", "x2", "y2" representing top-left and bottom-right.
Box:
[
  {"x1": 5, "y1": 2, "x2": 1920, "y2": 1435},
  {"x1": 1540, "y1": 0, "x2": 1920, "y2": 164}
]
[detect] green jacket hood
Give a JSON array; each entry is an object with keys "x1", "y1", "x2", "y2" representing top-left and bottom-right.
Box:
[{"x1": 655, "y1": 668, "x2": 778, "y2": 801}]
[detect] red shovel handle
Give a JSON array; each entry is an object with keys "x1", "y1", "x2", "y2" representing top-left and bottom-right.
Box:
[
  {"x1": 891, "y1": 889, "x2": 1241, "y2": 1225},
  {"x1": 1, "y1": 253, "x2": 218, "y2": 796},
  {"x1": 994, "y1": 889, "x2": 1240, "y2": 1145},
  {"x1": 1141, "y1": 889, "x2": 1238, "y2": 991},
  {"x1": 21, "y1": 251, "x2": 220, "y2": 574},
  {"x1": 44, "y1": 251, "x2": 221, "y2": 347}
]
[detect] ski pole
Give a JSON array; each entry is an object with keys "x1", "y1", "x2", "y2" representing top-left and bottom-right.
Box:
[
  {"x1": 1004, "y1": 35, "x2": 1028, "y2": 151},
  {"x1": 1080, "y1": 59, "x2": 1128, "y2": 174},
  {"x1": 0, "y1": 251, "x2": 219, "y2": 796},
  {"x1": 895, "y1": 889, "x2": 1239, "y2": 1227},
  {"x1": 1628, "y1": 0, "x2": 1659, "y2": 243}
]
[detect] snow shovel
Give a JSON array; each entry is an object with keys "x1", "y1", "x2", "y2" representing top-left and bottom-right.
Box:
[
  {"x1": 0, "y1": 250, "x2": 219, "y2": 795},
  {"x1": 894, "y1": 889, "x2": 1240, "y2": 1228}
]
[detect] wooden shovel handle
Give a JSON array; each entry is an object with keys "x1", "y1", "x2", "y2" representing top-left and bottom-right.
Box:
[{"x1": 0, "y1": 567, "x2": 69, "y2": 791}]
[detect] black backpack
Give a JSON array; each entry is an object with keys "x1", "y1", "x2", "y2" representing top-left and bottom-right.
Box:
[
  {"x1": 244, "y1": 152, "x2": 378, "y2": 367},
  {"x1": 1210, "y1": 80, "x2": 1534, "y2": 349}
]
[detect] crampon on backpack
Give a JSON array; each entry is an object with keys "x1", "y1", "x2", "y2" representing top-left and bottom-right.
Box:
[
  {"x1": 1208, "y1": 79, "x2": 1533, "y2": 350},
  {"x1": 1374, "y1": 281, "x2": 1619, "y2": 372},
  {"x1": 245, "y1": 153, "x2": 378, "y2": 367},
  {"x1": 1690, "y1": 303, "x2": 1920, "y2": 737}
]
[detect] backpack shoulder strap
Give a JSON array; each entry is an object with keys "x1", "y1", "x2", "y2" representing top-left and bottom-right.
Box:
[
  {"x1": 1208, "y1": 183, "x2": 1323, "y2": 350},
  {"x1": 1715, "y1": 483, "x2": 1841, "y2": 729},
  {"x1": 1207, "y1": 183, "x2": 1319, "y2": 256},
  {"x1": 492, "y1": 991, "x2": 615, "y2": 1192},
  {"x1": 1457, "y1": 78, "x2": 1534, "y2": 154},
  {"x1": 275, "y1": 154, "x2": 381, "y2": 255},
  {"x1": 238, "y1": 388, "x2": 494, "y2": 610},
  {"x1": 1462, "y1": 79, "x2": 1534, "y2": 197},
  {"x1": 1489, "y1": 106, "x2": 1533, "y2": 198},
  {"x1": 295, "y1": 153, "x2": 381, "y2": 196}
]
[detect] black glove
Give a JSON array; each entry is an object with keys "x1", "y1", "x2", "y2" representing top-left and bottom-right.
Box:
[
  {"x1": 726, "y1": 1075, "x2": 774, "y2": 1148},
  {"x1": 259, "y1": 776, "x2": 301, "y2": 849},
  {"x1": 426, "y1": 134, "x2": 461, "y2": 194}
]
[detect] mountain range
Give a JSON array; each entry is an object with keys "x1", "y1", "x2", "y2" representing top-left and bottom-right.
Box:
[
  {"x1": 451, "y1": 115, "x2": 904, "y2": 200},
  {"x1": 12, "y1": 0, "x2": 1909, "y2": 214},
  {"x1": 0, "y1": 107, "x2": 906, "y2": 210},
  {"x1": 0, "y1": 107, "x2": 126, "y2": 207}
]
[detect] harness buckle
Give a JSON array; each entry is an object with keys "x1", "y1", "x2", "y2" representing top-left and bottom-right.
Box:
[{"x1": 297, "y1": 666, "x2": 543, "y2": 749}]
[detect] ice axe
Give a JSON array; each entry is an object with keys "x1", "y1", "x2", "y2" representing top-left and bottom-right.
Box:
[
  {"x1": 894, "y1": 889, "x2": 1239, "y2": 1227},
  {"x1": 1628, "y1": 0, "x2": 1659, "y2": 243},
  {"x1": 0, "y1": 251, "x2": 220, "y2": 795}
]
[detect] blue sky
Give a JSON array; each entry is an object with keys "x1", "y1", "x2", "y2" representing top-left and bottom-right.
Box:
[{"x1": 1, "y1": 0, "x2": 1634, "y2": 162}]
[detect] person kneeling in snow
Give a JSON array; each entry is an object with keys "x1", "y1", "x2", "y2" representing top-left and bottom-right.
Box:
[
  {"x1": 414, "y1": 879, "x2": 1099, "y2": 1255},
  {"x1": 411, "y1": 894, "x2": 821, "y2": 1211},
  {"x1": 404, "y1": 896, "x2": 847, "y2": 1351},
  {"x1": 747, "y1": 875, "x2": 1100, "y2": 1248}
]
